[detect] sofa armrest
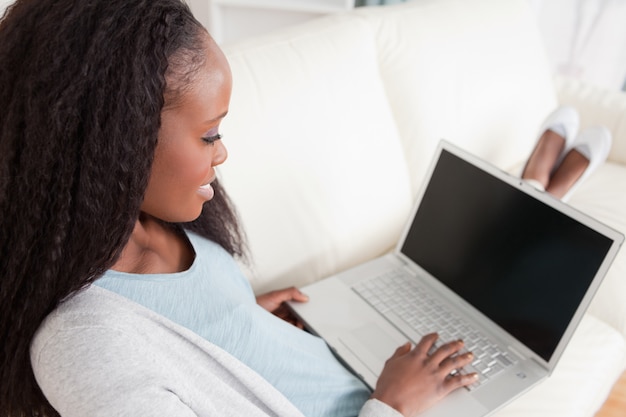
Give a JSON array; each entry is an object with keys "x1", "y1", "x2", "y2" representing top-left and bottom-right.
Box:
[{"x1": 554, "y1": 75, "x2": 626, "y2": 166}]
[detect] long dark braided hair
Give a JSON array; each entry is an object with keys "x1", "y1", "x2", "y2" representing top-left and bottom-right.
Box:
[{"x1": 0, "y1": 0, "x2": 244, "y2": 415}]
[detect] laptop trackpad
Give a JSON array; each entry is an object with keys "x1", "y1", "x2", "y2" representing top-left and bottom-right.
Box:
[{"x1": 339, "y1": 323, "x2": 405, "y2": 377}]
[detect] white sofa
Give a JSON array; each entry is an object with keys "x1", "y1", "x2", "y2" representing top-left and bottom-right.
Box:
[{"x1": 216, "y1": 0, "x2": 626, "y2": 415}]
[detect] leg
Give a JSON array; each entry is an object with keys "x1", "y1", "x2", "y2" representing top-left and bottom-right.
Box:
[
  {"x1": 521, "y1": 106, "x2": 579, "y2": 189},
  {"x1": 544, "y1": 149, "x2": 589, "y2": 199},
  {"x1": 521, "y1": 130, "x2": 567, "y2": 189}
]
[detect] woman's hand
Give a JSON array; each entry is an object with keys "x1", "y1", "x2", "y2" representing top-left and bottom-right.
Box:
[
  {"x1": 371, "y1": 333, "x2": 477, "y2": 417},
  {"x1": 256, "y1": 287, "x2": 309, "y2": 329}
]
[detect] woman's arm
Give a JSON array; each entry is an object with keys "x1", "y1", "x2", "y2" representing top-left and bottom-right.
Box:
[{"x1": 31, "y1": 326, "x2": 199, "y2": 417}]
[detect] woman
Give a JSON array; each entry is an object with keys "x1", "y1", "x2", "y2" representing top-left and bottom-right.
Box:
[{"x1": 0, "y1": 1, "x2": 477, "y2": 416}]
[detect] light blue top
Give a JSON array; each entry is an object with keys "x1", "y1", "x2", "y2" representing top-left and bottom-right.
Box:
[{"x1": 96, "y1": 231, "x2": 370, "y2": 417}]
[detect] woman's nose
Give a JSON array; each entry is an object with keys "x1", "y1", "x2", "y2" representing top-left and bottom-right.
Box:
[{"x1": 212, "y1": 139, "x2": 228, "y2": 166}]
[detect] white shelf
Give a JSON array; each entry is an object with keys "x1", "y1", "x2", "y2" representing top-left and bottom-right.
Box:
[
  {"x1": 210, "y1": 0, "x2": 354, "y2": 14},
  {"x1": 189, "y1": 0, "x2": 355, "y2": 44}
]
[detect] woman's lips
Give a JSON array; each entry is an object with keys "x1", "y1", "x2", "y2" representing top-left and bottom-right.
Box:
[{"x1": 197, "y1": 181, "x2": 215, "y2": 200}]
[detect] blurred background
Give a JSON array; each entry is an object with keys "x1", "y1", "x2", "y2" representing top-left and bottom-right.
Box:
[{"x1": 1, "y1": 0, "x2": 625, "y2": 91}]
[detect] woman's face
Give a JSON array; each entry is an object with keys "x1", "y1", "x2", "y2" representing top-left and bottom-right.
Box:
[{"x1": 141, "y1": 37, "x2": 232, "y2": 223}]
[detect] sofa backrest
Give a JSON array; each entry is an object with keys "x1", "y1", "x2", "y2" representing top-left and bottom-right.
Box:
[
  {"x1": 220, "y1": 13, "x2": 413, "y2": 291},
  {"x1": 355, "y1": 0, "x2": 559, "y2": 195},
  {"x1": 219, "y1": 0, "x2": 559, "y2": 291}
]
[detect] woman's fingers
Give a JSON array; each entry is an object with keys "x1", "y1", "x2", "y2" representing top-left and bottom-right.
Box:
[
  {"x1": 390, "y1": 342, "x2": 412, "y2": 359},
  {"x1": 412, "y1": 332, "x2": 439, "y2": 356},
  {"x1": 440, "y1": 350, "x2": 475, "y2": 378},
  {"x1": 414, "y1": 334, "x2": 477, "y2": 381},
  {"x1": 426, "y1": 337, "x2": 478, "y2": 389},
  {"x1": 427, "y1": 338, "x2": 464, "y2": 363},
  {"x1": 445, "y1": 370, "x2": 479, "y2": 391},
  {"x1": 256, "y1": 287, "x2": 308, "y2": 312}
]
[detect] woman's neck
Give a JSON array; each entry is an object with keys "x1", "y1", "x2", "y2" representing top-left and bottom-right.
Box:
[{"x1": 111, "y1": 213, "x2": 194, "y2": 274}]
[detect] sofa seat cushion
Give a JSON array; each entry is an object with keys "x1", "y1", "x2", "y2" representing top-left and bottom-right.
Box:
[{"x1": 494, "y1": 314, "x2": 625, "y2": 417}]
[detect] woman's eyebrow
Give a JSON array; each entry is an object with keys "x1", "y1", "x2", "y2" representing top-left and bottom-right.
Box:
[{"x1": 204, "y1": 111, "x2": 228, "y2": 125}]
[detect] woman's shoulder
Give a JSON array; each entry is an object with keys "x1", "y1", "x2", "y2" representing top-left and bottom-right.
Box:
[
  {"x1": 29, "y1": 287, "x2": 181, "y2": 414},
  {"x1": 36, "y1": 286, "x2": 149, "y2": 329},
  {"x1": 30, "y1": 285, "x2": 249, "y2": 371},
  {"x1": 31, "y1": 286, "x2": 161, "y2": 360}
]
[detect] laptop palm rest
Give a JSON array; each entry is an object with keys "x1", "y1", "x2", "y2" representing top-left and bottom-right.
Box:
[
  {"x1": 338, "y1": 324, "x2": 401, "y2": 376},
  {"x1": 422, "y1": 389, "x2": 489, "y2": 417}
]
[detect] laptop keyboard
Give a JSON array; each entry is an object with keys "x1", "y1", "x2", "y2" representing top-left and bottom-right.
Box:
[{"x1": 352, "y1": 269, "x2": 516, "y2": 390}]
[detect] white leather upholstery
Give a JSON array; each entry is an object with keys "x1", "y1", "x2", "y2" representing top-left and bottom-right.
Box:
[{"x1": 218, "y1": 1, "x2": 626, "y2": 415}]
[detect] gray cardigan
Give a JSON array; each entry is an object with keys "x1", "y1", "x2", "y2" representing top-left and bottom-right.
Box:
[{"x1": 30, "y1": 286, "x2": 401, "y2": 417}]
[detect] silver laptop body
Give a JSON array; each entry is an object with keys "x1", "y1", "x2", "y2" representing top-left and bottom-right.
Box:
[{"x1": 289, "y1": 140, "x2": 623, "y2": 417}]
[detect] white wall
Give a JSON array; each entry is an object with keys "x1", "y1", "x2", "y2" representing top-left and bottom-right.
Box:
[
  {"x1": 530, "y1": 0, "x2": 626, "y2": 91},
  {"x1": 0, "y1": 0, "x2": 14, "y2": 15}
]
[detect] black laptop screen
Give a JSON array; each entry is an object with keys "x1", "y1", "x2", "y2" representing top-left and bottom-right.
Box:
[{"x1": 400, "y1": 149, "x2": 613, "y2": 361}]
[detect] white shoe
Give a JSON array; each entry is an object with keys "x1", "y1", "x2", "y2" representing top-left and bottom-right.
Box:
[{"x1": 561, "y1": 126, "x2": 612, "y2": 202}]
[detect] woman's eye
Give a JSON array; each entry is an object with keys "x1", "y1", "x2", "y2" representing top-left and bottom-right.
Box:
[{"x1": 201, "y1": 133, "x2": 222, "y2": 145}]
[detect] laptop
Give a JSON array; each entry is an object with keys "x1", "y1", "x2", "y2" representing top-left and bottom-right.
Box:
[{"x1": 288, "y1": 140, "x2": 624, "y2": 417}]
